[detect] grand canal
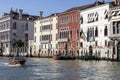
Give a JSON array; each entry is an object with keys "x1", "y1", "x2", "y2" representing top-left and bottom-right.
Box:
[{"x1": 0, "y1": 57, "x2": 120, "y2": 80}]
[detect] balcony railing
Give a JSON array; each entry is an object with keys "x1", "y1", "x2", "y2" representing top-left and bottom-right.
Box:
[{"x1": 41, "y1": 40, "x2": 50, "y2": 44}]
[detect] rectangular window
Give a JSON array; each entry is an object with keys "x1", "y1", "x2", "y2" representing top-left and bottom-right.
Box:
[
  {"x1": 51, "y1": 44, "x2": 52, "y2": 49},
  {"x1": 95, "y1": 27, "x2": 98, "y2": 37},
  {"x1": 25, "y1": 34, "x2": 28, "y2": 42},
  {"x1": 40, "y1": 36, "x2": 41, "y2": 42},
  {"x1": 25, "y1": 23, "x2": 28, "y2": 30},
  {"x1": 56, "y1": 23, "x2": 58, "y2": 29},
  {"x1": 69, "y1": 16, "x2": 73, "y2": 22},
  {"x1": 56, "y1": 34, "x2": 57, "y2": 40},
  {"x1": 113, "y1": 22, "x2": 116, "y2": 34},
  {"x1": 113, "y1": 47, "x2": 115, "y2": 55},
  {"x1": 80, "y1": 42, "x2": 83, "y2": 48},
  {"x1": 117, "y1": 21, "x2": 120, "y2": 34},
  {"x1": 45, "y1": 44, "x2": 46, "y2": 49},
  {"x1": 104, "y1": 26, "x2": 108, "y2": 36},
  {"x1": 13, "y1": 22, "x2": 16, "y2": 29},
  {"x1": 50, "y1": 35, "x2": 52, "y2": 41},
  {"x1": 40, "y1": 27, "x2": 41, "y2": 32},
  {"x1": 56, "y1": 44, "x2": 57, "y2": 48},
  {"x1": 6, "y1": 22, "x2": 9, "y2": 29},
  {"x1": 77, "y1": 30, "x2": 79, "y2": 40},
  {"x1": 95, "y1": 41, "x2": 98, "y2": 46},
  {"x1": 34, "y1": 27, "x2": 36, "y2": 33},
  {"x1": 70, "y1": 31, "x2": 72, "y2": 40},
  {"x1": 60, "y1": 17, "x2": 69, "y2": 24},
  {"x1": 51, "y1": 25, "x2": 52, "y2": 30},
  {"x1": 41, "y1": 25, "x2": 51, "y2": 31},
  {"x1": 34, "y1": 45, "x2": 36, "y2": 50},
  {"x1": 34, "y1": 36, "x2": 36, "y2": 42},
  {"x1": 77, "y1": 42, "x2": 79, "y2": 48},
  {"x1": 105, "y1": 40, "x2": 107, "y2": 47}
]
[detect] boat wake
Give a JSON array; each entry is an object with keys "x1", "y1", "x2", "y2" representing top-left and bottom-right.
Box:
[
  {"x1": 0, "y1": 62, "x2": 9, "y2": 67},
  {"x1": 8, "y1": 64, "x2": 22, "y2": 67},
  {"x1": 0, "y1": 62, "x2": 25, "y2": 67}
]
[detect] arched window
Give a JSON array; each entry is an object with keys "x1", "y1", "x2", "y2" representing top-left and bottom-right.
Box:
[
  {"x1": 104, "y1": 26, "x2": 108, "y2": 36},
  {"x1": 104, "y1": 10, "x2": 108, "y2": 19},
  {"x1": 13, "y1": 22, "x2": 16, "y2": 29},
  {"x1": 117, "y1": 21, "x2": 120, "y2": 34},
  {"x1": 94, "y1": 12, "x2": 98, "y2": 21},
  {"x1": 113, "y1": 22, "x2": 116, "y2": 34},
  {"x1": 60, "y1": 32, "x2": 62, "y2": 39},
  {"x1": 80, "y1": 16, "x2": 83, "y2": 24},
  {"x1": 95, "y1": 27, "x2": 98, "y2": 37}
]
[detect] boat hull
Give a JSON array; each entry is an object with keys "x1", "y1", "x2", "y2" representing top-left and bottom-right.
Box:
[
  {"x1": 53, "y1": 55, "x2": 76, "y2": 60},
  {"x1": 9, "y1": 58, "x2": 26, "y2": 66},
  {"x1": 53, "y1": 55, "x2": 61, "y2": 60}
]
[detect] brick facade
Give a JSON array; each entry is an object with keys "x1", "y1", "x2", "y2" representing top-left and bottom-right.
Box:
[{"x1": 58, "y1": 10, "x2": 80, "y2": 55}]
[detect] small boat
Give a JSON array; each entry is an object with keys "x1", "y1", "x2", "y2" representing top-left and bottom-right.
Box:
[
  {"x1": 9, "y1": 56, "x2": 26, "y2": 66},
  {"x1": 53, "y1": 54, "x2": 61, "y2": 60},
  {"x1": 53, "y1": 54, "x2": 76, "y2": 60}
]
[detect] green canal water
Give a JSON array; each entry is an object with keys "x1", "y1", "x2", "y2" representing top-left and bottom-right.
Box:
[{"x1": 0, "y1": 57, "x2": 120, "y2": 80}]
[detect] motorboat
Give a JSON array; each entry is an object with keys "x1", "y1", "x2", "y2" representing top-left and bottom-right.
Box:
[
  {"x1": 9, "y1": 56, "x2": 26, "y2": 66},
  {"x1": 53, "y1": 54, "x2": 61, "y2": 60}
]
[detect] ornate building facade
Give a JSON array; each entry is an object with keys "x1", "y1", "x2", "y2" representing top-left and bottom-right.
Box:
[
  {"x1": 109, "y1": 0, "x2": 120, "y2": 60},
  {"x1": 79, "y1": 2, "x2": 112, "y2": 58},
  {"x1": 57, "y1": 10, "x2": 80, "y2": 56},
  {"x1": 0, "y1": 9, "x2": 38, "y2": 55}
]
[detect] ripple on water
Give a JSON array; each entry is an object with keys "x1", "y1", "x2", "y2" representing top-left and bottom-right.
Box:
[
  {"x1": 0, "y1": 62, "x2": 9, "y2": 67},
  {"x1": 1, "y1": 58, "x2": 120, "y2": 80}
]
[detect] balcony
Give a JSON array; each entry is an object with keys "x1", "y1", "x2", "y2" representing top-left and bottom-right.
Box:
[
  {"x1": 58, "y1": 38, "x2": 68, "y2": 42},
  {"x1": 41, "y1": 40, "x2": 50, "y2": 44}
]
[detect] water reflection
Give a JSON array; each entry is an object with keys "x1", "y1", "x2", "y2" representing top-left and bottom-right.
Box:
[{"x1": 0, "y1": 57, "x2": 120, "y2": 80}]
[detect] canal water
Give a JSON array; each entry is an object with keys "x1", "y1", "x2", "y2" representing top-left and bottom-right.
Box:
[{"x1": 0, "y1": 57, "x2": 120, "y2": 80}]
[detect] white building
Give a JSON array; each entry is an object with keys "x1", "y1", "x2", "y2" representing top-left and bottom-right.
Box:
[
  {"x1": 34, "y1": 13, "x2": 58, "y2": 56},
  {"x1": 79, "y1": 2, "x2": 113, "y2": 58},
  {"x1": 0, "y1": 9, "x2": 38, "y2": 56},
  {"x1": 109, "y1": 1, "x2": 120, "y2": 60}
]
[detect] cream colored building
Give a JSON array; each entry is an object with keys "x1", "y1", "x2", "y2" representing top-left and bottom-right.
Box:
[{"x1": 34, "y1": 13, "x2": 58, "y2": 56}]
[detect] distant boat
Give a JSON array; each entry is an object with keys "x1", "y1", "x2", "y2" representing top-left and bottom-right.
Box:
[
  {"x1": 9, "y1": 56, "x2": 26, "y2": 66},
  {"x1": 53, "y1": 54, "x2": 76, "y2": 60},
  {"x1": 53, "y1": 54, "x2": 61, "y2": 60}
]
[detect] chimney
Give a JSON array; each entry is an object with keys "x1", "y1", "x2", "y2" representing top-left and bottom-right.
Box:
[
  {"x1": 39, "y1": 11, "x2": 43, "y2": 19},
  {"x1": 19, "y1": 9, "x2": 23, "y2": 20},
  {"x1": 96, "y1": 0, "x2": 99, "y2": 6},
  {"x1": 10, "y1": 8, "x2": 13, "y2": 14},
  {"x1": 54, "y1": 13, "x2": 57, "y2": 16},
  {"x1": 103, "y1": 0, "x2": 105, "y2": 3}
]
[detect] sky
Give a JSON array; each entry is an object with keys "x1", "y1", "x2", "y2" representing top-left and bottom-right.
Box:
[{"x1": 0, "y1": 0, "x2": 112, "y2": 17}]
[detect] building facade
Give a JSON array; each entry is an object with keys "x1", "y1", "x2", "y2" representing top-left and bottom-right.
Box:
[
  {"x1": 57, "y1": 10, "x2": 80, "y2": 56},
  {"x1": 34, "y1": 13, "x2": 58, "y2": 56},
  {"x1": 79, "y1": 2, "x2": 112, "y2": 58},
  {"x1": 109, "y1": 1, "x2": 120, "y2": 60},
  {"x1": 0, "y1": 9, "x2": 38, "y2": 55}
]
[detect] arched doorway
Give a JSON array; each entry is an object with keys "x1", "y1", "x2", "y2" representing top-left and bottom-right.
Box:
[
  {"x1": 117, "y1": 41, "x2": 120, "y2": 60},
  {"x1": 89, "y1": 45, "x2": 93, "y2": 57}
]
